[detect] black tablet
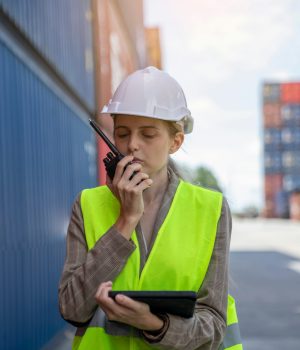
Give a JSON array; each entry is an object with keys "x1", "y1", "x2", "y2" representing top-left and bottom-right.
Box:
[{"x1": 108, "y1": 291, "x2": 197, "y2": 318}]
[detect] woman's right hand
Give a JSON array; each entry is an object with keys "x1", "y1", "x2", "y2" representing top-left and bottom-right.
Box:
[{"x1": 106, "y1": 155, "x2": 153, "y2": 239}]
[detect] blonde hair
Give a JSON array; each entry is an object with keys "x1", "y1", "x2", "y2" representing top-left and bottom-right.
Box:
[
  {"x1": 163, "y1": 120, "x2": 184, "y2": 137},
  {"x1": 163, "y1": 121, "x2": 187, "y2": 179}
]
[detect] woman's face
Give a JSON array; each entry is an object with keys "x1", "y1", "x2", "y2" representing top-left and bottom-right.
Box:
[{"x1": 114, "y1": 115, "x2": 183, "y2": 178}]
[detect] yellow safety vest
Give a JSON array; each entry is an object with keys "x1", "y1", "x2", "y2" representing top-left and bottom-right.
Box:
[{"x1": 73, "y1": 180, "x2": 243, "y2": 350}]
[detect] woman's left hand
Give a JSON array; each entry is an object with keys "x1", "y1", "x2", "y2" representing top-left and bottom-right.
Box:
[{"x1": 95, "y1": 281, "x2": 164, "y2": 331}]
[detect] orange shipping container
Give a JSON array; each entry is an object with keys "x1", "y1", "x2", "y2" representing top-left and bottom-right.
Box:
[
  {"x1": 263, "y1": 103, "x2": 282, "y2": 128},
  {"x1": 263, "y1": 196, "x2": 276, "y2": 218},
  {"x1": 281, "y1": 83, "x2": 300, "y2": 104},
  {"x1": 264, "y1": 174, "x2": 283, "y2": 197},
  {"x1": 92, "y1": 0, "x2": 146, "y2": 184},
  {"x1": 145, "y1": 27, "x2": 162, "y2": 69},
  {"x1": 289, "y1": 192, "x2": 300, "y2": 220}
]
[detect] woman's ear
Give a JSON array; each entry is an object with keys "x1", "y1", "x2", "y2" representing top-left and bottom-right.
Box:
[{"x1": 169, "y1": 132, "x2": 184, "y2": 154}]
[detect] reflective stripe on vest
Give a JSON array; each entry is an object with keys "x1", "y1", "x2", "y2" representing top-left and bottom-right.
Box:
[
  {"x1": 74, "y1": 180, "x2": 242, "y2": 349},
  {"x1": 223, "y1": 295, "x2": 243, "y2": 349},
  {"x1": 220, "y1": 323, "x2": 243, "y2": 349}
]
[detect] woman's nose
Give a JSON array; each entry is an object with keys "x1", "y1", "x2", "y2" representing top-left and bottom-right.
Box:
[{"x1": 128, "y1": 135, "x2": 139, "y2": 152}]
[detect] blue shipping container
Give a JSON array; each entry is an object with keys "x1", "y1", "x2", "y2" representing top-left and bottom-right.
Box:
[
  {"x1": 0, "y1": 28, "x2": 97, "y2": 350},
  {"x1": 264, "y1": 151, "x2": 282, "y2": 174},
  {"x1": 274, "y1": 190, "x2": 290, "y2": 218},
  {"x1": 264, "y1": 128, "x2": 282, "y2": 151},
  {"x1": 283, "y1": 174, "x2": 300, "y2": 192},
  {"x1": 281, "y1": 104, "x2": 300, "y2": 127},
  {"x1": 282, "y1": 151, "x2": 300, "y2": 173},
  {"x1": 0, "y1": 0, "x2": 95, "y2": 110},
  {"x1": 281, "y1": 127, "x2": 300, "y2": 150}
]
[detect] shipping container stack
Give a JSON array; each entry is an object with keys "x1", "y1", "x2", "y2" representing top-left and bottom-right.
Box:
[
  {"x1": 1, "y1": 1, "x2": 151, "y2": 349},
  {"x1": 0, "y1": 1, "x2": 97, "y2": 349},
  {"x1": 263, "y1": 82, "x2": 300, "y2": 220}
]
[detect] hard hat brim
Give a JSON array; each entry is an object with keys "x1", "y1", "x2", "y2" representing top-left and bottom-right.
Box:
[{"x1": 101, "y1": 106, "x2": 193, "y2": 134}]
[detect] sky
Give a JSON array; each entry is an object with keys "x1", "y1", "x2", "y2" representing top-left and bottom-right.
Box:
[{"x1": 144, "y1": 0, "x2": 300, "y2": 212}]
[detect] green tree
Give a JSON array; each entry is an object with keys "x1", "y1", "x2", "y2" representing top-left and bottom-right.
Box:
[{"x1": 192, "y1": 166, "x2": 222, "y2": 192}]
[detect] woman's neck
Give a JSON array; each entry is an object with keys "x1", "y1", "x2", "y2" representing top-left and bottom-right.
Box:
[{"x1": 143, "y1": 166, "x2": 169, "y2": 208}]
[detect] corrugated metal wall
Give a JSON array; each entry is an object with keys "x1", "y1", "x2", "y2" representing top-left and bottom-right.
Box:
[
  {"x1": 0, "y1": 0, "x2": 95, "y2": 110},
  {"x1": 0, "y1": 2, "x2": 97, "y2": 349}
]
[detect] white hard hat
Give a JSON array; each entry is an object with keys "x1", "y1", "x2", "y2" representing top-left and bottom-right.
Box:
[{"x1": 101, "y1": 66, "x2": 193, "y2": 134}]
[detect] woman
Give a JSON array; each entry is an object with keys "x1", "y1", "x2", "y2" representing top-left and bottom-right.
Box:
[{"x1": 59, "y1": 67, "x2": 242, "y2": 350}]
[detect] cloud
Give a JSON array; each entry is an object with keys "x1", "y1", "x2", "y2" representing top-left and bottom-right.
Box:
[
  {"x1": 264, "y1": 70, "x2": 295, "y2": 82},
  {"x1": 144, "y1": 0, "x2": 299, "y2": 211},
  {"x1": 146, "y1": 0, "x2": 296, "y2": 83}
]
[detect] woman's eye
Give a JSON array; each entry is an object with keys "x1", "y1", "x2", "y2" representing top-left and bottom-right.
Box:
[
  {"x1": 142, "y1": 133, "x2": 156, "y2": 138},
  {"x1": 116, "y1": 133, "x2": 129, "y2": 138}
]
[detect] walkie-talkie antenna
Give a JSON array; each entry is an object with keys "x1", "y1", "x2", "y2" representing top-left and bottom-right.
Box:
[{"x1": 89, "y1": 119, "x2": 121, "y2": 156}]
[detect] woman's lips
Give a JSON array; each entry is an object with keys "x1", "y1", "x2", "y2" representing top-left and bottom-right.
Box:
[{"x1": 131, "y1": 158, "x2": 143, "y2": 165}]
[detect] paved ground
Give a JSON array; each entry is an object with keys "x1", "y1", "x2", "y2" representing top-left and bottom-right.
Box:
[
  {"x1": 44, "y1": 218, "x2": 300, "y2": 349},
  {"x1": 230, "y1": 218, "x2": 300, "y2": 350}
]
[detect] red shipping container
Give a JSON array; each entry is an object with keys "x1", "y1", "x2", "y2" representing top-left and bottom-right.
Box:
[
  {"x1": 263, "y1": 103, "x2": 282, "y2": 127},
  {"x1": 264, "y1": 174, "x2": 283, "y2": 197},
  {"x1": 289, "y1": 192, "x2": 300, "y2": 220},
  {"x1": 263, "y1": 196, "x2": 276, "y2": 218},
  {"x1": 281, "y1": 83, "x2": 300, "y2": 103}
]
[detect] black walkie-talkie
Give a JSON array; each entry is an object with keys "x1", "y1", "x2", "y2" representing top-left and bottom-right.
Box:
[{"x1": 89, "y1": 119, "x2": 124, "y2": 180}]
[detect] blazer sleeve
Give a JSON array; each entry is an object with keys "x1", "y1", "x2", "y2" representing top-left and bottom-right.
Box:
[{"x1": 58, "y1": 192, "x2": 136, "y2": 325}]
